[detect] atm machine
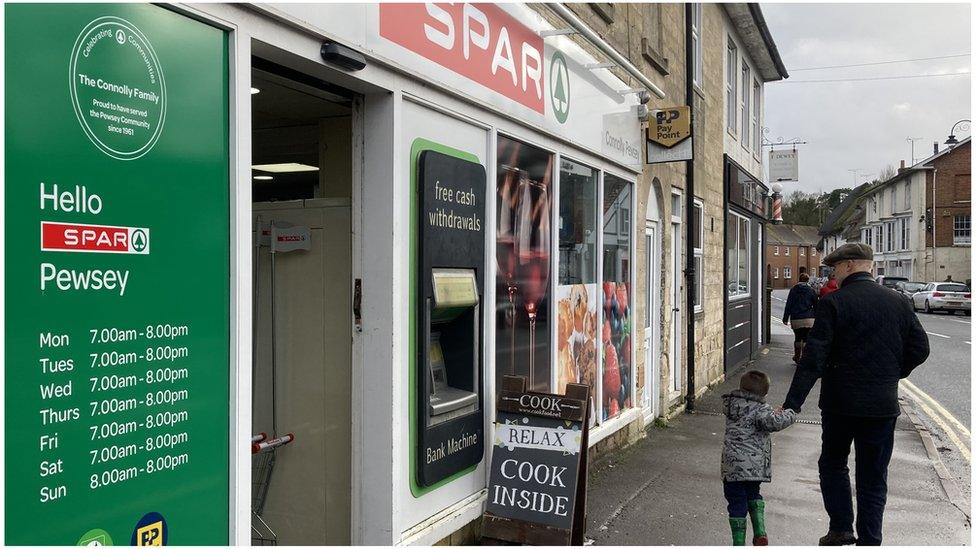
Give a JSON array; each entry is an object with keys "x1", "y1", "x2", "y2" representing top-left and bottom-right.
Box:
[{"x1": 416, "y1": 149, "x2": 486, "y2": 487}]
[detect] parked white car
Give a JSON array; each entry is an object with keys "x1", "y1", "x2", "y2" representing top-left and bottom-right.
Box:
[{"x1": 911, "y1": 282, "x2": 971, "y2": 315}]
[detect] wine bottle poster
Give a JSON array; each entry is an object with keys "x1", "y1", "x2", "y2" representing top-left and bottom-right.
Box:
[
  {"x1": 495, "y1": 136, "x2": 553, "y2": 393},
  {"x1": 556, "y1": 284, "x2": 598, "y2": 394}
]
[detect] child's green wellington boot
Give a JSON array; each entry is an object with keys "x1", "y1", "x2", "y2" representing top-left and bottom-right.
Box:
[
  {"x1": 748, "y1": 500, "x2": 768, "y2": 546},
  {"x1": 729, "y1": 517, "x2": 748, "y2": 546}
]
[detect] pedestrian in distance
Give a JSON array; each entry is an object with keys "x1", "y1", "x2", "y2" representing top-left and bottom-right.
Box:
[
  {"x1": 782, "y1": 272, "x2": 818, "y2": 364},
  {"x1": 722, "y1": 370, "x2": 798, "y2": 546},
  {"x1": 783, "y1": 243, "x2": 930, "y2": 546},
  {"x1": 819, "y1": 272, "x2": 839, "y2": 298},
  {"x1": 944, "y1": 275, "x2": 954, "y2": 283}
]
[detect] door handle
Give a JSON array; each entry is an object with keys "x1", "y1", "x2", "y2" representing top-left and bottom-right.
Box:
[
  {"x1": 353, "y1": 278, "x2": 362, "y2": 333},
  {"x1": 672, "y1": 307, "x2": 680, "y2": 313}
]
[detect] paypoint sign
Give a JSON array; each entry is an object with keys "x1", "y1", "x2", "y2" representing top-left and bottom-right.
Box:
[{"x1": 5, "y1": 4, "x2": 229, "y2": 545}]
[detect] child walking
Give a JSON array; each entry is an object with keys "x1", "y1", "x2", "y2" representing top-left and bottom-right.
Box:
[{"x1": 722, "y1": 370, "x2": 797, "y2": 546}]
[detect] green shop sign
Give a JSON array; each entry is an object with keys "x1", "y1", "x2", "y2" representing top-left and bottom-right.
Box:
[{"x1": 5, "y1": 4, "x2": 230, "y2": 545}]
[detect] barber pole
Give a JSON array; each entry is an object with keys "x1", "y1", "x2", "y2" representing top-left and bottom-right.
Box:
[{"x1": 770, "y1": 182, "x2": 784, "y2": 225}]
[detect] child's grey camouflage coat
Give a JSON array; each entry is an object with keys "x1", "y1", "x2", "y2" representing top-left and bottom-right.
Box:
[{"x1": 721, "y1": 389, "x2": 798, "y2": 482}]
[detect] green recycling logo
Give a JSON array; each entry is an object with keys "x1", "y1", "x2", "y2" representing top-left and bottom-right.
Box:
[{"x1": 549, "y1": 51, "x2": 570, "y2": 124}]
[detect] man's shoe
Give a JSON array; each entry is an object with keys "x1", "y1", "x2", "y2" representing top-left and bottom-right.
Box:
[{"x1": 818, "y1": 531, "x2": 856, "y2": 546}]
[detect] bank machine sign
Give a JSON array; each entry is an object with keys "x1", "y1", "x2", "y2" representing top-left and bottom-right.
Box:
[{"x1": 5, "y1": 4, "x2": 229, "y2": 545}]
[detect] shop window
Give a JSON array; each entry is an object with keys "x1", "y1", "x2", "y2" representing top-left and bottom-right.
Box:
[
  {"x1": 954, "y1": 214, "x2": 971, "y2": 245},
  {"x1": 693, "y1": 199, "x2": 704, "y2": 313},
  {"x1": 495, "y1": 135, "x2": 553, "y2": 393},
  {"x1": 556, "y1": 159, "x2": 598, "y2": 394},
  {"x1": 602, "y1": 174, "x2": 633, "y2": 420},
  {"x1": 726, "y1": 39, "x2": 737, "y2": 135},
  {"x1": 727, "y1": 211, "x2": 750, "y2": 298}
]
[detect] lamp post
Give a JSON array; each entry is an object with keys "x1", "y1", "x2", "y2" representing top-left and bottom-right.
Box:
[{"x1": 945, "y1": 119, "x2": 971, "y2": 148}]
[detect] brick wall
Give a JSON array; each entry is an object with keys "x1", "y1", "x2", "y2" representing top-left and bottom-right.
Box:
[
  {"x1": 766, "y1": 244, "x2": 818, "y2": 289},
  {"x1": 926, "y1": 141, "x2": 972, "y2": 248}
]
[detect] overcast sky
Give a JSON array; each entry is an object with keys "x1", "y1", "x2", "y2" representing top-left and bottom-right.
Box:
[{"x1": 762, "y1": 3, "x2": 971, "y2": 193}]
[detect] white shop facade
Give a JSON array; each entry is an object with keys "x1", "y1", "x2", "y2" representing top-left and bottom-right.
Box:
[{"x1": 184, "y1": 2, "x2": 659, "y2": 544}]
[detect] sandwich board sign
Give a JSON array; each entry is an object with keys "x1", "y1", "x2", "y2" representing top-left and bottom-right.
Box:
[
  {"x1": 646, "y1": 106, "x2": 693, "y2": 164},
  {"x1": 483, "y1": 376, "x2": 591, "y2": 545}
]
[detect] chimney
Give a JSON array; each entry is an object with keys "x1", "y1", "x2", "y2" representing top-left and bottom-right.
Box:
[
  {"x1": 934, "y1": 141, "x2": 940, "y2": 155},
  {"x1": 897, "y1": 159, "x2": 907, "y2": 175}
]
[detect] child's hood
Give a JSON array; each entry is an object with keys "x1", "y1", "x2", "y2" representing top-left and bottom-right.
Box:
[{"x1": 722, "y1": 389, "x2": 765, "y2": 420}]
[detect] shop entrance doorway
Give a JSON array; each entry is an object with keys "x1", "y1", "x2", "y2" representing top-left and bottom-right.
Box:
[{"x1": 249, "y1": 58, "x2": 354, "y2": 545}]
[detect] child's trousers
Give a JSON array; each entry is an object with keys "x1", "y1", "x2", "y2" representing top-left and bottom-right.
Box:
[{"x1": 723, "y1": 480, "x2": 763, "y2": 517}]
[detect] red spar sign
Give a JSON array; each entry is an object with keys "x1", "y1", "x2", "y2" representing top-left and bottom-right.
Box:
[
  {"x1": 41, "y1": 221, "x2": 150, "y2": 254},
  {"x1": 379, "y1": 3, "x2": 546, "y2": 114}
]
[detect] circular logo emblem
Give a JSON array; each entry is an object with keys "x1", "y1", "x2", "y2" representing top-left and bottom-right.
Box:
[
  {"x1": 77, "y1": 528, "x2": 113, "y2": 546},
  {"x1": 69, "y1": 16, "x2": 166, "y2": 161},
  {"x1": 131, "y1": 512, "x2": 167, "y2": 546},
  {"x1": 131, "y1": 229, "x2": 148, "y2": 252},
  {"x1": 549, "y1": 51, "x2": 570, "y2": 124}
]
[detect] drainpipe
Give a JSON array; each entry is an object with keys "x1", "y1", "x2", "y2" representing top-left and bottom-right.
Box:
[
  {"x1": 546, "y1": 3, "x2": 666, "y2": 99},
  {"x1": 684, "y1": 3, "x2": 697, "y2": 411},
  {"x1": 931, "y1": 168, "x2": 938, "y2": 279}
]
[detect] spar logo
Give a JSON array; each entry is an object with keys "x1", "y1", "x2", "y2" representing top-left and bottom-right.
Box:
[
  {"x1": 41, "y1": 221, "x2": 150, "y2": 255},
  {"x1": 550, "y1": 51, "x2": 570, "y2": 124}
]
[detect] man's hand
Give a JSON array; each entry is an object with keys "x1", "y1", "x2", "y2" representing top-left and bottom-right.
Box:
[{"x1": 774, "y1": 406, "x2": 784, "y2": 413}]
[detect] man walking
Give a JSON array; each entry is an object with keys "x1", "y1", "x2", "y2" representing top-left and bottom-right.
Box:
[{"x1": 782, "y1": 243, "x2": 930, "y2": 546}]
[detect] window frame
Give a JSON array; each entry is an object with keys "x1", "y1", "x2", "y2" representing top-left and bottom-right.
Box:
[
  {"x1": 741, "y1": 63, "x2": 750, "y2": 150},
  {"x1": 773, "y1": 267, "x2": 779, "y2": 279},
  {"x1": 752, "y1": 79, "x2": 761, "y2": 155},
  {"x1": 726, "y1": 210, "x2": 750, "y2": 300},
  {"x1": 784, "y1": 246, "x2": 790, "y2": 256},
  {"x1": 954, "y1": 213, "x2": 971, "y2": 245},
  {"x1": 784, "y1": 266, "x2": 792, "y2": 279},
  {"x1": 690, "y1": 3, "x2": 703, "y2": 89},
  {"x1": 726, "y1": 38, "x2": 737, "y2": 135}
]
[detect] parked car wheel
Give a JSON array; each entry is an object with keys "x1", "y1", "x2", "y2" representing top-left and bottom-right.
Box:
[
  {"x1": 966, "y1": 310, "x2": 971, "y2": 317},
  {"x1": 925, "y1": 300, "x2": 932, "y2": 314}
]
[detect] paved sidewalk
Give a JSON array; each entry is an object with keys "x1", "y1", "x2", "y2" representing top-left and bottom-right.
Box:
[{"x1": 585, "y1": 334, "x2": 971, "y2": 545}]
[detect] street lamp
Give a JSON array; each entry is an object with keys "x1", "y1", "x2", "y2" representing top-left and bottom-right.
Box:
[{"x1": 945, "y1": 119, "x2": 971, "y2": 148}]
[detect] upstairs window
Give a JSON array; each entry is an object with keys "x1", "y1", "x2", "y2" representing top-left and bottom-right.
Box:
[
  {"x1": 954, "y1": 214, "x2": 971, "y2": 245},
  {"x1": 691, "y1": 4, "x2": 702, "y2": 88},
  {"x1": 752, "y1": 80, "x2": 761, "y2": 152},
  {"x1": 726, "y1": 39, "x2": 737, "y2": 134},
  {"x1": 741, "y1": 65, "x2": 750, "y2": 149}
]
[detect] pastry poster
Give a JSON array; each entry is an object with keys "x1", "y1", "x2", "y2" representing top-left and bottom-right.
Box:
[{"x1": 556, "y1": 284, "x2": 597, "y2": 394}]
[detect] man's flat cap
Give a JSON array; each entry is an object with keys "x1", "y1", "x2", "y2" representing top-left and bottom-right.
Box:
[{"x1": 823, "y1": 242, "x2": 874, "y2": 266}]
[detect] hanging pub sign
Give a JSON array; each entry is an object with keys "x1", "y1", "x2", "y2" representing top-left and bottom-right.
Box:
[
  {"x1": 646, "y1": 106, "x2": 693, "y2": 164},
  {"x1": 769, "y1": 149, "x2": 799, "y2": 182},
  {"x1": 482, "y1": 376, "x2": 590, "y2": 545}
]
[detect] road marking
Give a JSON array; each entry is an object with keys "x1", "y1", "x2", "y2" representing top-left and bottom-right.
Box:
[
  {"x1": 901, "y1": 379, "x2": 971, "y2": 439},
  {"x1": 925, "y1": 331, "x2": 951, "y2": 339},
  {"x1": 950, "y1": 319, "x2": 971, "y2": 325},
  {"x1": 900, "y1": 380, "x2": 971, "y2": 463}
]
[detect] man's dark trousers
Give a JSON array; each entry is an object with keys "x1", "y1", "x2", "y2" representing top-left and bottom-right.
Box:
[{"x1": 819, "y1": 413, "x2": 897, "y2": 546}]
